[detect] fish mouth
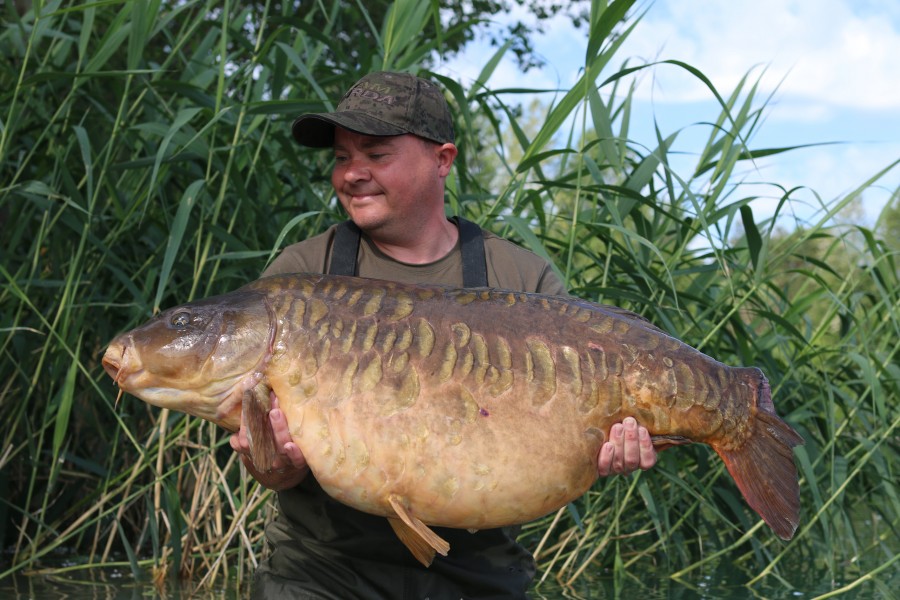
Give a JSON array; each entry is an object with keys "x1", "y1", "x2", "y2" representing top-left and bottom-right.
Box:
[
  {"x1": 102, "y1": 341, "x2": 133, "y2": 407},
  {"x1": 103, "y1": 340, "x2": 142, "y2": 389},
  {"x1": 102, "y1": 342, "x2": 127, "y2": 383}
]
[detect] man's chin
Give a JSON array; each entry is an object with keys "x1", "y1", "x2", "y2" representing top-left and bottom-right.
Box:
[{"x1": 345, "y1": 208, "x2": 389, "y2": 231}]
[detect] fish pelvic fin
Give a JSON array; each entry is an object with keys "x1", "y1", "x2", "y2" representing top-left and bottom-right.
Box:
[
  {"x1": 713, "y1": 384, "x2": 804, "y2": 540},
  {"x1": 649, "y1": 434, "x2": 692, "y2": 452},
  {"x1": 387, "y1": 494, "x2": 450, "y2": 567},
  {"x1": 242, "y1": 384, "x2": 275, "y2": 472}
]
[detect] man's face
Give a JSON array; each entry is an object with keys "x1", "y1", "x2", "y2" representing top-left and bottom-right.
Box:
[{"x1": 331, "y1": 128, "x2": 455, "y2": 237}]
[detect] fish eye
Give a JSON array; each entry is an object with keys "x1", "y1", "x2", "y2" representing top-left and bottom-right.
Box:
[{"x1": 170, "y1": 311, "x2": 191, "y2": 329}]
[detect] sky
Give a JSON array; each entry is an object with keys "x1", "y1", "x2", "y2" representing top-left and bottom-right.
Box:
[{"x1": 436, "y1": 0, "x2": 900, "y2": 229}]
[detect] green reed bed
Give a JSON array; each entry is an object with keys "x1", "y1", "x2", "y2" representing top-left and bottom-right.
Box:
[{"x1": 1, "y1": 0, "x2": 897, "y2": 597}]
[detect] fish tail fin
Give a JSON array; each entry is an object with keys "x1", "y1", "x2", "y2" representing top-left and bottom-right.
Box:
[{"x1": 713, "y1": 374, "x2": 804, "y2": 540}]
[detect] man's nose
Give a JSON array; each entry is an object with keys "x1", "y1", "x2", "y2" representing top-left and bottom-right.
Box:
[{"x1": 340, "y1": 158, "x2": 371, "y2": 182}]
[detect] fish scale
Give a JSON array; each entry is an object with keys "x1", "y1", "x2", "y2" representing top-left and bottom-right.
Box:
[{"x1": 102, "y1": 272, "x2": 804, "y2": 567}]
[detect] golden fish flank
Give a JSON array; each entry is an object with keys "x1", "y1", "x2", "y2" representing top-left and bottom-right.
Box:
[{"x1": 102, "y1": 273, "x2": 804, "y2": 568}]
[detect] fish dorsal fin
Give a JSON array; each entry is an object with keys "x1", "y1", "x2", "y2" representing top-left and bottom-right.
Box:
[
  {"x1": 387, "y1": 494, "x2": 449, "y2": 567},
  {"x1": 242, "y1": 384, "x2": 275, "y2": 472}
]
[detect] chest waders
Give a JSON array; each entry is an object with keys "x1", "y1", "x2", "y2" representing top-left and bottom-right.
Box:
[{"x1": 327, "y1": 217, "x2": 488, "y2": 287}]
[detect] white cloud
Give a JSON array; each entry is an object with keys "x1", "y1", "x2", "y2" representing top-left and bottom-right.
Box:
[
  {"x1": 762, "y1": 100, "x2": 835, "y2": 124},
  {"x1": 619, "y1": 0, "x2": 900, "y2": 109},
  {"x1": 440, "y1": 0, "x2": 900, "y2": 113},
  {"x1": 738, "y1": 142, "x2": 900, "y2": 226},
  {"x1": 435, "y1": 0, "x2": 900, "y2": 219}
]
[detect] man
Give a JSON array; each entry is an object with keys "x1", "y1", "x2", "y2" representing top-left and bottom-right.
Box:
[{"x1": 230, "y1": 71, "x2": 657, "y2": 598}]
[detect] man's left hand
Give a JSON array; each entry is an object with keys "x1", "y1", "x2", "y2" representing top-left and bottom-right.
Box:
[{"x1": 597, "y1": 417, "x2": 657, "y2": 476}]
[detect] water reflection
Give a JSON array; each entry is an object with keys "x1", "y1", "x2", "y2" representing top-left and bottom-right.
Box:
[
  {"x1": 529, "y1": 554, "x2": 896, "y2": 599},
  {"x1": 2, "y1": 550, "x2": 895, "y2": 599},
  {"x1": 2, "y1": 569, "x2": 245, "y2": 600}
]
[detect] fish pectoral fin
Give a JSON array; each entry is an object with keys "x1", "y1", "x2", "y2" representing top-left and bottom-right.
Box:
[
  {"x1": 387, "y1": 494, "x2": 449, "y2": 567},
  {"x1": 650, "y1": 434, "x2": 693, "y2": 452},
  {"x1": 242, "y1": 384, "x2": 275, "y2": 472}
]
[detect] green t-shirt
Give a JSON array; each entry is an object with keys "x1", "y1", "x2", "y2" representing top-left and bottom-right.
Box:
[
  {"x1": 253, "y1": 221, "x2": 566, "y2": 600},
  {"x1": 263, "y1": 223, "x2": 566, "y2": 295}
]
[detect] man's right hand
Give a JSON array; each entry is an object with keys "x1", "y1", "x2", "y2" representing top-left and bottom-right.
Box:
[{"x1": 229, "y1": 394, "x2": 310, "y2": 491}]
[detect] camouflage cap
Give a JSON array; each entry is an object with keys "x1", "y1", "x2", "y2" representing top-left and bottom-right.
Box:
[{"x1": 292, "y1": 71, "x2": 455, "y2": 147}]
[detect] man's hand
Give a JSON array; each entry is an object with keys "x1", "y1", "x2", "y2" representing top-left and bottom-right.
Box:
[
  {"x1": 229, "y1": 395, "x2": 309, "y2": 491},
  {"x1": 597, "y1": 417, "x2": 657, "y2": 476}
]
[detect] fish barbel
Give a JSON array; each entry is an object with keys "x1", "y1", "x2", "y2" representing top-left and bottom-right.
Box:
[{"x1": 102, "y1": 273, "x2": 803, "y2": 565}]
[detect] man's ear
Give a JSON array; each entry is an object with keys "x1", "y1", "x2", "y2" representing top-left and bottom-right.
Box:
[{"x1": 436, "y1": 143, "x2": 458, "y2": 176}]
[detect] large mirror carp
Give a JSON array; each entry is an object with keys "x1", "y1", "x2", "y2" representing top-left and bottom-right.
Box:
[{"x1": 102, "y1": 273, "x2": 803, "y2": 566}]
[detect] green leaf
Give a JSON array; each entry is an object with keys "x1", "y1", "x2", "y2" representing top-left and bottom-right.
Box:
[
  {"x1": 127, "y1": 0, "x2": 149, "y2": 71},
  {"x1": 148, "y1": 107, "x2": 203, "y2": 197},
  {"x1": 740, "y1": 205, "x2": 762, "y2": 269},
  {"x1": 154, "y1": 179, "x2": 205, "y2": 312},
  {"x1": 49, "y1": 339, "x2": 80, "y2": 489},
  {"x1": 73, "y1": 125, "x2": 93, "y2": 210},
  {"x1": 116, "y1": 522, "x2": 142, "y2": 580}
]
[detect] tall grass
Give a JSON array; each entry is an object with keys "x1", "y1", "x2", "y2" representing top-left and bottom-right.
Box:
[{"x1": 1, "y1": 0, "x2": 897, "y2": 596}]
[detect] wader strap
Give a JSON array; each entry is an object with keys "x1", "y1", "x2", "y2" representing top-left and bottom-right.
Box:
[
  {"x1": 328, "y1": 220, "x2": 362, "y2": 276},
  {"x1": 455, "y1": 216, "x2": 487, "y2": 287},
  {"x1": 327, "y1": 217, "x2": 487, "y2": 287}
]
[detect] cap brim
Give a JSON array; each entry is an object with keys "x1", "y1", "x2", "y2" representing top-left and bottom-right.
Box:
[{"x1": 291, "y1": 112, "x2": 408, "y2": 148}]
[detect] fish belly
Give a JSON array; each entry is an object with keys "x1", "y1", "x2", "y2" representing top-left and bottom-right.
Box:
[{"x1": 281, "y1": 385, "x2": 604, "y2": 529}]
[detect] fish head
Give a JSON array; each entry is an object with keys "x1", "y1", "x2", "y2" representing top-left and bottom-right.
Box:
[{"x1": 102, "y1": 289, "x2": 275, "y2": 430}]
